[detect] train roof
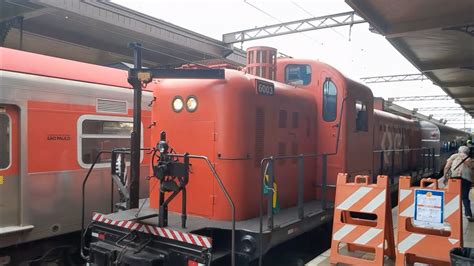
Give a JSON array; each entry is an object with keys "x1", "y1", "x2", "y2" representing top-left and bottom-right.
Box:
[
  {"x1": 0, "y1": 47, "x2": 145, "y2": 90},
  {"x1": 373, "y1": 109, "x2": 418, "y2": 125},
  {"x1": 436, "y1": 122, "x2": 471, "y2": 136}
]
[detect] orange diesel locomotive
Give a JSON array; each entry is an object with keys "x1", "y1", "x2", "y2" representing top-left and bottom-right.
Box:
[
  {"x1": 0, "y1": 47, "x2": 153, "y2": 263},
  {"x1": 84, "y1": 46, "x2": 469, "y2": 265}
]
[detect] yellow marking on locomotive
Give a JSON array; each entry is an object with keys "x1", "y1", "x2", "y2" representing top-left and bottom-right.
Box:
[{"x1": 0, "y1": 176, "x2": 3, "y2": 185}]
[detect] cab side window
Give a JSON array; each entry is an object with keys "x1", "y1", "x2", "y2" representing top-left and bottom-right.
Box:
[
  {"x1": 0, "y1": 114, "x2": 10, "y2": 169},
  {"x1": 323, "y1": 78, "x2": 337, "y2": 122},
  {"x1": 355, "y1": 100, "x2": 368, "y2": 131},
  {"x1": 285, "y1": 64, "x2": 312, "y2": 85}
]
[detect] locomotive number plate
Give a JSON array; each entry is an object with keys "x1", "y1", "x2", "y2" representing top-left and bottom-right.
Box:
[{"x1": 256, "y1": 79, "x2": 275, "y2": 96}]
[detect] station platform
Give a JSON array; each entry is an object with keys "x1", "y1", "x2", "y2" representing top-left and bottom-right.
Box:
[{"x1": 306, "y1": 200, "x2": 474, "y2": 265}]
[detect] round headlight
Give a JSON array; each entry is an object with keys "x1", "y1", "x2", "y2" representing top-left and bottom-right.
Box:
[
  {"x1": 186, "y1": 96, "x2": 198, "y2": 112},
  {"x1": 172, "y1": 97, "x2": 184, "y2": 112}
]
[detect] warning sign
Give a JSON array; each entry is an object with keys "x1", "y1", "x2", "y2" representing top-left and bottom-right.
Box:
[{"x1": 413, "y1": 189, "x2": 444, "y2": 229}]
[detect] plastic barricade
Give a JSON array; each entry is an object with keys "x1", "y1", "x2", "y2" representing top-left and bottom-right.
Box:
[
  {"x1": 396, "y1": 177, "x2": 462, "y2": 265},
  {"x1": 330, "y1": 174, "x2": 395, "y2": 265}
]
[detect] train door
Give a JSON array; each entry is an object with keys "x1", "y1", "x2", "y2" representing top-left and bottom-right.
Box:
[
  {"x1": 318, "y1": 75, "x2": 340, "y2": 154},
  {"x1": 317, "y1": 73, "x2": 344, "y2": 194},
  {"x1": 0, "y1": 105, "x2": 20, "y2": 228}
]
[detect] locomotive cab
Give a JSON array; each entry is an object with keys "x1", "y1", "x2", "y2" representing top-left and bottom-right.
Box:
[{"x1": 276, "y1": 58, "x2": 374, "y2": 188}]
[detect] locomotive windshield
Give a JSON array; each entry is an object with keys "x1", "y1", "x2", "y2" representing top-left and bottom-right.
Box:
[{"x1": 285, "y1": 64, "x2": 312, "y2": 85}]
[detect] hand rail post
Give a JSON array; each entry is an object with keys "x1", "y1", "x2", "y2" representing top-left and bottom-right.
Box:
[
  {"x1": 258, "y1": 159, "x2": 267, "y2": 266},
  {"x1": 431, "y1": 148, "x2": 435, "y2": 173},
  {"x1": 297, "y1": 155, "x2": 304, "y2": 220},
  {"x1": 379, "y1": 150, "x2": 384, "y2": 176},
  {"x1": 267, "y1": 158, "x2": 275, "y2": 230},
  {"x1": 322, "y1": 154, "x2": 328, "y2": 210},
  {"x1": 421, "y1": 148, "x2": 425, "y2": 175},
  {"x1": 390, "y1": 150, "x2": 395, "y2": 184}
]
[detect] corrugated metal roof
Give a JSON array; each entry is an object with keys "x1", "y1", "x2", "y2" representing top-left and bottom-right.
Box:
[
  {"x1": 346, "y1": 0, "x2": 474, "y2": 116},
  {"x1": 0, "y1": 0, "x2": 245, "y2": 67}
]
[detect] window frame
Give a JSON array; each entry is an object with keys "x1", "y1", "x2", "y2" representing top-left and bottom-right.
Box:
[
  {"x1": 284, "y1": 64, "x2": 312, "y2": 86},
  {"x1": 77, "y1": 115, "x2": 143, "y2": 169},
  {"x1": 322, "y1": 78, "x2": 338, "y2": 122},
  {"x1": 0, "y1": 113, "x2": 12, "y2": 170}
]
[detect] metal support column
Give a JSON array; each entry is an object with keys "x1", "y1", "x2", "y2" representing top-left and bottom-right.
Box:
[{"x1": 127, "y1": 42, "x2": 142, "y2": 209}]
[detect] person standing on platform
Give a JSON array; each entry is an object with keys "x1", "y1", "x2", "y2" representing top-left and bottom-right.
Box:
[{"x1": 444, "y1": 146, "x2": 473, "y2": 221}]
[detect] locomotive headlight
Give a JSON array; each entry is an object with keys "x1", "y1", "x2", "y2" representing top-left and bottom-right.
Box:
[
  {"x1": 172, "y1": 96, "x2": 184, "y2": 112},
  {"x1": 186, "y1": 96, "x2": 198, "y2": 112}
]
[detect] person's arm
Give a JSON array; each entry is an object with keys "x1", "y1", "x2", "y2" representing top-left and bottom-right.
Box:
[{"x1": 444, "y1": 155, "x2": 454, "y2": 174}]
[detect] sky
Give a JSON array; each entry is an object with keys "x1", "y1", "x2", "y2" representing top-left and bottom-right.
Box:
[{"x1": 113, "y1": 0, "x2": 472, "y2": 129}]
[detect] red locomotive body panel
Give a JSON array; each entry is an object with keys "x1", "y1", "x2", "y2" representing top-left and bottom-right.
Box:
[{"x1": 149, "y1": 69, "x2": 318, "y2": 221}]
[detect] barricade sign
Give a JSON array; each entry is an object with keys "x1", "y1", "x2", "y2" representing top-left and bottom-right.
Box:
[
  {"x1": 396, "y1": 177, "x2": 462, "y2": 265},
  {"x1": 329, "y1": 174, "x2": 395, "y2": 265},
  {"x1": 413, "y1": 189, "x2": 444, "y2": 229}
]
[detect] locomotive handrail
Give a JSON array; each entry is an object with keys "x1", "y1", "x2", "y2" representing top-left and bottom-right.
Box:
[
  {"x1": 258, "y1": 152, "x2": 330, "y2": 266},
  {"x1": 256, "y1": 98, "x2": 347, "y2": 266},
  {"x1": 166, "y1": 153, "x2": 236, "y2": 266},
  {"x1": 373, "y1": 147, "x2": 436, "y2": 184},
  {"x1": 372, "y1": 147, "x2": 433, "y2": 153},
  {"x1": 80, "y1": 150, "x2": 112, "y2": 260},
  {"x1": 80, "y1": 148, "x2": 147, "y2": 260}
]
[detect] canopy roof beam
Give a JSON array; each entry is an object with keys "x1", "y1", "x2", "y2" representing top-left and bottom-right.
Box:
[{"x1": 222, "y1": 11, "x2": 365, "y2": 44}]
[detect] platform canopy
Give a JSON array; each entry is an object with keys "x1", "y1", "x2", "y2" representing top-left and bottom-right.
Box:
[
  {"x1": 346, "y1": 0, "x2": 474, "y2": 116},
  {"x1": 0, "y1": 0, "x2": 245, "y2": 67}
]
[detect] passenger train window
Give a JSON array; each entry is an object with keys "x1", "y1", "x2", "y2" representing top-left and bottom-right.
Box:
[
  {"x1": 78, "y1": 115, "x2": 139, "y2": 167},
  {"x1": 355, "y1": 100, "x2": 368, "y2": 132},
  {"x1": 323, "y1": 78, "x2": 337, "y2": 122},
  {"x1": 0, "y1": 114, "x2": 10, "y2": 169},
  {"x1": 285, "y1": 64, "x2": 311, "y2": 85}
]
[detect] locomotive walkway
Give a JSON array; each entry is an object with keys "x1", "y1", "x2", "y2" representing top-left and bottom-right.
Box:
[{"x1": 306, "y1": 201, "x2": 474, "y2": 265}]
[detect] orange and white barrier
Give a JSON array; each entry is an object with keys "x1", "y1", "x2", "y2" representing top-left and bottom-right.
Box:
[
  {"x1": 330, "y1": 174, "x2": 395, "y2": 265},
  {"x1": 396, "y1": 177, "x2": 462, "y2": 265}
]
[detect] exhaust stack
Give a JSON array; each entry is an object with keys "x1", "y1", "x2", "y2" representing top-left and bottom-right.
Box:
[{"x1": 246, "y1": 46, "x2": 277, "y2": 80}]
